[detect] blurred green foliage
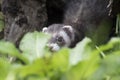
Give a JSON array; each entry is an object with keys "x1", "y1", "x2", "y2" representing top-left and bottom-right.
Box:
[
  {"x1": 0, "y1": 3, "x2": 119, "y2": 80},
  {"x1": 0, "y1": 31, "x2": 119, "y2": 80}
]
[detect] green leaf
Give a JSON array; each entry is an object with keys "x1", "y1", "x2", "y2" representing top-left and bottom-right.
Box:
[
  {"x1": 13, "y1": 48, "x2": 69, "y2": 80},
  {"x1": 89, "y1": 38, "x2": 120, "y2": 80},
  {"x1": 66, "y1": 37, "x2": 100, "y2": 80},
  {"x1": 89, "y1": 53, "x2": 120, "y2": 80},
  {"x1": 0, "y1": 58, "x2": 10, "y2": 80},
  {"x1": 0, "y1": 41, "x2": 29, "y2": 64},
  {"x1": 69, "y1": 37, "x2": 93, "y2": 66},
  {"x1": 19, "y1": 32, "x2": 50, "y2": 62},
  {"x1": 94, "y1": 38, "x2": 120, "y2": 56},
  {"x1": 67, "y1": 51, "x2": 100, "y2": 80},
  {"x1": 51, "y1": 48, "x2": 69, "y2": 72}
]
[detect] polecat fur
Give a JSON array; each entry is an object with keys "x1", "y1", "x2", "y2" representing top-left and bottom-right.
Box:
[{"x1": 43, "y1": 0, "x2": 112, "y2": 51}]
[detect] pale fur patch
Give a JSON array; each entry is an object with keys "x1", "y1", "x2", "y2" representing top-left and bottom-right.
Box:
[
  {"x1": 63, "y1": 25, "x2": 75, "y2": 42},
  {"x1": 47, "y1": 43, "x2": 60, "y2": 51},
  {"x1": 42, "y1": 27, "x2": 48, "y2": 32},
  {"x1": 59, "y1": 30, "x2": 71, "y2": 46},
  {"x1": 63, "y1": 25, "x2": 73, "y2": 32}
]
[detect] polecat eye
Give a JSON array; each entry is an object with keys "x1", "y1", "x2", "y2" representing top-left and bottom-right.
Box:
[{"x1": 57, "y1": 36, "x2": 64, "y2": 43}]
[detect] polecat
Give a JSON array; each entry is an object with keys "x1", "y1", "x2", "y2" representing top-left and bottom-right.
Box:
[{"x1": 43, "y1": 0, "x2": 113, "y2": 51}]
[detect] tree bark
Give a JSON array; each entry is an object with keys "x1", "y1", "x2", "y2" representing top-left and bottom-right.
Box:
[
  {"x1": 1, "y1": 0, "x2": 120, "y2": 46},
  {"x1": 1, "y1": 0, "x2": 47, "y2": 46}
]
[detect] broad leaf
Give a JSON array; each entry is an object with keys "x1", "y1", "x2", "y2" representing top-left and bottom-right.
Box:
[{"x1": 20, "y1": 32, "x2": 50, "y2": 62}]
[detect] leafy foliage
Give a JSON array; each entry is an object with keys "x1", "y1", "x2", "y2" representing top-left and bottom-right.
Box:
[
  {"x1": 0, "y1": 31, "x2": 120, "y2": 80},
  {"x1": 19, "y1": 32, "x2": 50, "y2": 62}
]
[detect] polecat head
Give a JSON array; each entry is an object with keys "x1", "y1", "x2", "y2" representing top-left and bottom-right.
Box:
[{"x1": 42, "y1": 24, "x2": 75, "y2": 51}]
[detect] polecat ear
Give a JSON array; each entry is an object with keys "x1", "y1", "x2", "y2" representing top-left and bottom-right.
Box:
[
  {"x1": 63, "y1": 25, "x2": 73, "y2": 32},
  {"x1": 42, "y1": 27, "x2": 48, "y2": 32}
]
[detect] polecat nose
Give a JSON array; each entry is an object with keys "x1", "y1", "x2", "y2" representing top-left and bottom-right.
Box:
[
  {"x1": 46, "y1": 43, "x2": 60, "y2": 52},
  {"x1": 46, "y1": 43, "x2": 52, "y2": 48},
  {"x1": 46, "y1": 43, "x2": 54, "y2": 52}
]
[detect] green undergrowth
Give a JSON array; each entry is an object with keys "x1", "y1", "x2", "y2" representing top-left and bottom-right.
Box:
[{"x1": 0, "y1": 31, "x2": 120, "y2": 80}]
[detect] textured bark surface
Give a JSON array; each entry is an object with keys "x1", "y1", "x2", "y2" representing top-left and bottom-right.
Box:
[
  {"x1": 0, "y1": 31, "x2": 4, "y2": 39},
  {"x1": 1, "y1": 0, "x2": 120, "y2": 46},
  {"x1": 2, "y1": 0, "x2": 47, "y2": 45}
]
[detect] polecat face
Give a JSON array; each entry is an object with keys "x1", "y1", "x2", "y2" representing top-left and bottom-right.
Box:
[{"x1": 42, "y1": 24, "x2": 75, "y2": 51}]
